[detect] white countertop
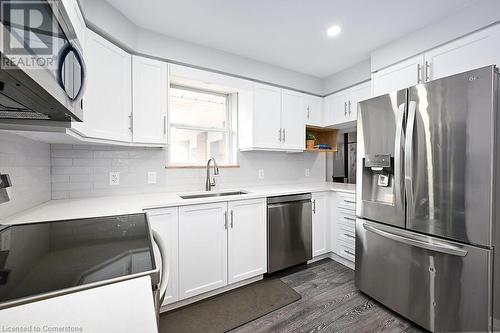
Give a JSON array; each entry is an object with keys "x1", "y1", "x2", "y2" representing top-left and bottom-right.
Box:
[{"x1": 1, "y1": 182, "x2": 355, "y2": 225}]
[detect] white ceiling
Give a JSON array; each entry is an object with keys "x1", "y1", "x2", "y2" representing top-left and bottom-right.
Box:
[{"x1": 105, "y1": 0, "x2": 480, "y2": 78}]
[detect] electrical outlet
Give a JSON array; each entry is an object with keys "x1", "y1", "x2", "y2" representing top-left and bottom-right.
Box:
[
  {"x1": 109, "y1": 172, "x2": 120, "y2": 186},
  {"x1": 147, "y1": 171, "x2": 157, "y2": 184},
  {"x1": 305, "y1": 168, "x2": 310, "y2": 177},
  {"x1": 258, "y1": 169, "x2": 265, "y2": 180}
]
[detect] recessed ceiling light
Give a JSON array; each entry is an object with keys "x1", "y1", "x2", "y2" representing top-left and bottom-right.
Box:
[{"x1": 327, "y1": 25, "x2": 342, "y2": 37}]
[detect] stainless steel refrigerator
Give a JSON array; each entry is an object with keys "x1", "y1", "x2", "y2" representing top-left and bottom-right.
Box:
[{"x1": 355, "y1": 65, "x2": 500, "y2": 332}]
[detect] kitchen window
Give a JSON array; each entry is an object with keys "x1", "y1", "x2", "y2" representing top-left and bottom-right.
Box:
[{"x1": 168, "y1": 85, "x2": 237, "y2": 166}]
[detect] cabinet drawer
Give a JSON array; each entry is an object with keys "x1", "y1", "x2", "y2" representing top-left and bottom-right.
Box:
[
  {"x1": 337, "y1": 192, "x2": 356, "y2": 211},
  {"x1": 338, "y1": 208, "x2": 356, "y2": 230},
  {"x1": 337, "y1": 224, "x2": 355, "y2": 248},
  {"x1": 337, "y1": 243, "x2": 355, "y2": 262}
]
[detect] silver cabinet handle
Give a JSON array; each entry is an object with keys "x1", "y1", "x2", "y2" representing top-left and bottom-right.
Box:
[
  {"x1": 312, "y1": 200, "x2": 316, "y2": 214},
  {"x1": 152, "y1": 230, "x2": 169, "y2": 304},
  {"x1": 344, "y1": 233, "x2": 355, "y2": 239},
  {"x1": 417, "y1": 64, "x2": 422, "y2": 83},
  {"x1": 345, "y1": 249, "x2": 355, "y2": 257},
  {"x1": 363, "y1": 223, "x2": 468, "y2": 257},
  {"x1": 344, "y1": 102, "x2": 348, "y2": 117},
  {"x1": 343, "y1": 216, "x2": 355, "y2": 222},
  {"x1": 230, "y1": 210, "x2": 234, "y2": 228},
  {"x1": 425, "y1": 61, "x2": 431, "y2": 82},
  {"x1": 348, "y1": 100, "x2": 351, "y2": 116},
  {"x1": 128, "y1": 114, "x2": 133, "y2": 132},
  {"x1": 344, "y1": 200, "x2": 355, "y2": 204},
  {"x1": 278, "y1": 129, "x2": 282, "y2": 142},
  {"x1": 224, "y1": 211, "x2": 228, "y2": 229},
  {"x1": 163, "y1": 115, "x2": 167, "y2": 135},
  {"x1": 283, "y1": 129, "x2": 286, "y2": 142},
  {"x1": 306, "y1": 106, "x2": 310, "y2": 119},
  {"x1": 405, "y1": 101, "x2": 416, "y2": 214}
]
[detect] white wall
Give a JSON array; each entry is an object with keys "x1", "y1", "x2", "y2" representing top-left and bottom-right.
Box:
[
  {"x1": 50, "y1": 144, "x2": 326, "y2": 199},
  {"x1": 371, "y1": 0, "x2": 500, "y2": 72},
  {"x1": 0, "y1": 133, "x2": 51, "y2": 220},
  {"x1": 323, "y1": 59, "x2": 371, "y2": 96},
  {"x1": 79, "y1": 0, "x2": 324, "y2": 95}
]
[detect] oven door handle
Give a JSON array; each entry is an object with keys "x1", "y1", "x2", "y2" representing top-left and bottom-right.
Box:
[
  {"x1": 152, "y1": 230, "x2": 169, "y2": 304},
  {"x1": 363, "y1": 223, "x2": 468, "y2": 257}
]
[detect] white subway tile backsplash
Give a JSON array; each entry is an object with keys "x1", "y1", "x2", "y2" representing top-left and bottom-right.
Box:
[
  {"x1": 49, "y1": 144, "x2": 326, "y2": 199},
  {"x1": 51, "y1": 158, "x2": 73, "y2": 166}
]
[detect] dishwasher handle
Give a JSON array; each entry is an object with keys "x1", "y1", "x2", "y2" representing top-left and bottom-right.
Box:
[{"x1": 267, "y1": 193, "x2": 311, "y2": 204}]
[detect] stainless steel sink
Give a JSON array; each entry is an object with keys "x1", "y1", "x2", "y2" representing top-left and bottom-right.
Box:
[{"x1": 180, "y1": 191, "x2": 249, "y2": 200}]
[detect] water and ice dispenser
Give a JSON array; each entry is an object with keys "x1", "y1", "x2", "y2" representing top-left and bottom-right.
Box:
[{"x1": 362, "y1": 153, "x2": 395, "y2": 205}]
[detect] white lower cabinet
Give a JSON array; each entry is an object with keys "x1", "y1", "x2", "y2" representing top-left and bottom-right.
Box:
[
  {"x1": 312, "y1": 192, "x2": 329, "y2": 257},
  {"x1": 177, "y1": 198, "x2": 267, "y2": 301},
  {"x1": 147, "y1": 207, "x2": 179, "y2": 305},
  {"x1": 227, "y1": 199, "x2": 267, "y2": 284},
  {"x1": 179, "y1": 202, "x2": 228, "y2": 299},
  {"x1": 330, "y1": 191, "x2": 356, "y2": 268}
]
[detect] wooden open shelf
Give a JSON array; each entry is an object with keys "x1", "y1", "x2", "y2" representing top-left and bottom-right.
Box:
[{"x1": 305, "y1": 125, "x2": 338, "y2": 152}]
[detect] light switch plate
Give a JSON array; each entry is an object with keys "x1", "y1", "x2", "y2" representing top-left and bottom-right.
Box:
[
  {"x1": 109, "y1": 172, "x2": 120, "y2": 186},
  {"x1": 258, "y1": 169, "x2": 265, "y2": 180},
  {"x1": 305, "y1": 168, "x2": 310, "y2": 177},
  {"x1": 147, "y1": 171, "x2": 157, "y2": 184}
]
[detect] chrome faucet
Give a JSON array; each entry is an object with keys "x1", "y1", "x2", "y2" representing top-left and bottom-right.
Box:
[{"x1": 206, "y1": 158, "x2": 219, "y2": 191}]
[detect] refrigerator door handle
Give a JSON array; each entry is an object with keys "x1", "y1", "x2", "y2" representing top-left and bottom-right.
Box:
[
  {"x1": 394, "y1": 103, "x2": 406, "y2": 210},
  {"x1": 363, "y1": 223, "x2": 468, "y2": 257},
  {"x1": 404, "y1": 101, "x2": 417, "y2": 207}
]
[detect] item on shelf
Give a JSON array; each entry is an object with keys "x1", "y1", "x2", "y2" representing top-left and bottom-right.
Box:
[
  {"x1": 306, "y1": 133, "x2": 316, "y2": 149},
  {"x1": 314, "y1": 144, "x2": 332, "y2": 150}
]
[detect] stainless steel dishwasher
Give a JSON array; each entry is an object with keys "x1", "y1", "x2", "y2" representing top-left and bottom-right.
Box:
[{"x1": 267, "y1": 193, "x2": 312, "y2": 273}]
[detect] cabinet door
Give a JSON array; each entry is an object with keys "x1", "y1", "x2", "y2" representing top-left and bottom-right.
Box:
[
  {"x1": 425, "y1": 25, "x2": 500, "y2": 82},
  {"x1": 312, "y1": 192, "x2": 329, "y2": 257},
  {"x1": 348, "y1": 81, "x2": 371, "y2": 122},
  {"x1": 179, "y1": 202, "x2": 228, "y2": 299},
  {"x1": 252, "y1": 83, "x2": 282, "y2": 149},
  {"x1": 84, "y1": 29, "x2": 132, "y2": 142},
  {"x1": 305, "y1": 95, "x2": 323, "y2": 127},
  {"x1": 147, "y1": 207, "x2": 179, "y2": 305},
  {"x1": 281, "y1": 89, "x2": 305, "y2": 150},
  {"x1": 324, "y1": 90, "x2": 349, "y2": 127},
  {"x1": 132, "y1": 56, "x2": 168, "y2": 144},
  {"x1": 227, "y1": 199, "x2": 267, "y2": 284},
  {"x1": 371, "y1": 54, "x2": 424, "y2": 96}
]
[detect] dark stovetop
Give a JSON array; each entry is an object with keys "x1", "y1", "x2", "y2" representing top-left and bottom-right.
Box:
[{"x1": 0, "y1": 213, "x2": 156, "y2": 307}]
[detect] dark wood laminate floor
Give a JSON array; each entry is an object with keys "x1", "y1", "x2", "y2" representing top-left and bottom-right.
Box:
[{"x1": 230, "y1": 259, "x2": 427, "y2": 333}]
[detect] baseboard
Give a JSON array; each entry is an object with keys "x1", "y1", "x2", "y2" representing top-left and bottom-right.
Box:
[
  {"x1": 329, "y1": 252, "x2": 355, "y2": 270},
  {"x1": 160, "y1": 275, "x2": 263, "y2": 313},
  {"x1": 307, "y1": 253, "x2": 332, "y2": 264}
]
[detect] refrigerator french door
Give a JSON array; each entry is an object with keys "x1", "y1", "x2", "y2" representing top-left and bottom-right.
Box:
[{"x1": 355, "y1": 65, "x2": 499, "y2": 332}]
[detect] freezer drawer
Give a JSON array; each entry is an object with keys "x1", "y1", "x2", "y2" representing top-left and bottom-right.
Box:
[{"x1": 355, "y1": 219, "x2": 492, "y2": 332}]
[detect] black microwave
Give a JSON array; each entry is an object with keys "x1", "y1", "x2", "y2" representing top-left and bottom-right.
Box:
[{"x1": 0, "y1": 0, "x2": 86, "y2": 124}]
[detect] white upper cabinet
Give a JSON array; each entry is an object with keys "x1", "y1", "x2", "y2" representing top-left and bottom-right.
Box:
[
  {"x1": 251, "y1": 83, "x2": 282, "y2": 149},
  {"x1": 425, "y1": 24, "x2": 500, "y2": 81},
  {"x1": 324, "y1": 81, "x2": 371, "y2": 128},
  {"x1": 312, "y1": 192, "x2": 329, "y2": 257},
  {"x1": 227, "y1": 199, "x2": 267, "y2": 284},
  {"x1": 178, "y1": 202, "x2": 228, "y2": 300},
  {"x1": 60, "y1": 0, "x2": 86, "y2": 52},
  {"x1": 132, "y1": 56, "x2": 168, "y2": 145},
  {"x1": 347, "y1": 81, "x2": 371, "y2": 122},
  {"x1": 147, "y1": 207, "x2": 179, "y2": 305},
  {"x1": 281, "y1": 89, "x2": 305, "y2": 150},
  {"x1": 372, "y1": 24, "x2": 500, "y2": 96},
  {"x1": 83, "y1": 29, "x2": 132, "y2": 142},
  {"x1": 239, "y1": 83, "x2": 305, "y2": 151},
  {"x1": 371, "y1": 54, "x2": 424, "y2": 96},
  {"x1": 304, "y1": 95, "x2": 323, "y2": 127}
]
